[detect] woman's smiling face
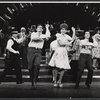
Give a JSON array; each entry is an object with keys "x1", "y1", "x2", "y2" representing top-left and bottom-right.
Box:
[{"x1": 60, "y1": 28, "x2": 67, "y2": 35}]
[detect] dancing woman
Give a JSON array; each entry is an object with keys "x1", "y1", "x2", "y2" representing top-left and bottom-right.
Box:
[{"x1": 49, "y1": 23, "x2": 75, "y2": 87}]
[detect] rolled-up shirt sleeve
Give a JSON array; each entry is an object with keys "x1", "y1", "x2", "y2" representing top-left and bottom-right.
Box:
[
  {"x1": 31, "y1": 32, "x2": 43, "y2": 41},
  {"x1": 40, "y1": 27, "x2": 51, "y2": 39}
]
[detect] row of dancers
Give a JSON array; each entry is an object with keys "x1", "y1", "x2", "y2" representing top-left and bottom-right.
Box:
[
  {"x1": 48, "y1": 25, "x2": 100, "y2": 89},
  {"x1": 0, "y1": 22, "x2": 100, "y2": 89}
]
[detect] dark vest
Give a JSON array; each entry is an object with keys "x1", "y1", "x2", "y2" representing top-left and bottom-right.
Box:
[{"x1": 9, "y1": 38, "x2": 19, "y2": 55}]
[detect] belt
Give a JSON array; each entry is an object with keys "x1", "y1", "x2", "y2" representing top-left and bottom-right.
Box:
[
  {"x1": 31, "y1": 47, "x2": 41, "y2": 50},
  {"x1": 81, "y1": 53, "x2": 91, "y2": 56}
]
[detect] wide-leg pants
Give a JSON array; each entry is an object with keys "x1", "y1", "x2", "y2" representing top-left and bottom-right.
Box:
[{"x1": 76, "y1": 53, "x2": 93, "y2": 86}]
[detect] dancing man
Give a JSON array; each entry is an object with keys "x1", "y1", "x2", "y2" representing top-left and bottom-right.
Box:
[
  {"x1": 75, "y1": 31, "x2": 95, "y2": 89},
  {"x1": 27, "y1": 24, "x2": 51, "y2": 89},
  {"x1": 0, "y1": 29, "x2": 25, "y2": 84}
]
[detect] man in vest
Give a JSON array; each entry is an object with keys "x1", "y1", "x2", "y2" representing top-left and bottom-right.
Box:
[{"x1": 0, "y1": 29, "x2": 25, "y2": 84}]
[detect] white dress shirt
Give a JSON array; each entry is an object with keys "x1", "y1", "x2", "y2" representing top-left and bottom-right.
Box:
[
  {"x1": 28, "y1": 31, "x2": 50, "y2": 49},
  {"x1": 80, "y1": 39, "x2": 94, "y2": 54}
]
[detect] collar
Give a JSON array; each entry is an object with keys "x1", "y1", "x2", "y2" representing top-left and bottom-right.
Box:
[
  {"x1": 37, "y1": 32, "x2": 42, "y2": 36},
  {"x1": 12, "y1": 36, "x2": 17, "y2": 40},
  {"x1": 84, "y1": 38, "x2": 89, "y2": 42}
]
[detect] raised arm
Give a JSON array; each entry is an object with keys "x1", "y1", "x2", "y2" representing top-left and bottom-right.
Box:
[
  {"x1": 68, "y1": 27, "x2": 76, "y2": 44},
  {"x1": 45, "y1": 24, "x2": 51, "y2": 38},
  {"x1": 40, "y1": 24, "x2": 51, "y2": 39}
]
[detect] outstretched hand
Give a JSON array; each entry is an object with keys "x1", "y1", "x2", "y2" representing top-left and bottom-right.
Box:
[
  {"x1": 45, "y1": 24, "x2": 50, "y2": 28},
  {"x1": 15, "y1": 51, "x2": 20, "y2": 54},
  {"x1": 71, "y1": 27, "x2": 75, "y2": 32}
]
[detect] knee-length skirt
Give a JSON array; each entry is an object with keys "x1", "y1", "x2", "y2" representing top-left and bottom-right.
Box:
[{"x1": 49, "y1": 47, "x2": 71, "y2": 69}]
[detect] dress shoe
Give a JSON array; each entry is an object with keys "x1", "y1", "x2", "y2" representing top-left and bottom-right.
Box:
[
  {"x1": 57, "y1": 81, "x2": 63, "y2": 88},
  {"x1": 52, "y1": 80, "x2": 54, "y2": 83},
  {"x1": 53, "y1": 83, "x2": 58, "y2": 87},
  {"x1": 34, "y1": 82, "x2": 37, "y2": 88},
  {"x1": 31, "y1": 86, "x2": 35, "y2": 89},
  {"x1": 71, "y1": 80, "x2": 76, "y2": 83},
  {"x1": 75, "y1": 85, "x2": 79, "y2": 89},
  {"x1": 85, "y1": 83, "x2": 90, "y2": 88},
  {"x1": 17, "y1": 81, "x2": 24, "y2": 84},
  {"x1": 31, "y1": 82, "x2": 37, "y2": 89},
  {"x1": 59, "y1": 83, "x2": 63, "y2": 88}
]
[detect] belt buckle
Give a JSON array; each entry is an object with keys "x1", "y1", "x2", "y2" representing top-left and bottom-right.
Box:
[{"x1": 35, "y1": 47, "x2": 39, "y2": 50}]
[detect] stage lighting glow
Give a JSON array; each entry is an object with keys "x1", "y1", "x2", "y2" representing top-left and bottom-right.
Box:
[
  {"x1": 29, "y1": 3, "x2": 33, "y2": 6},
  {"x1": 12, "y1": 4, "x2": 18, "y2": 11},
  {"x1": 7, "y1": 7, "x2": 13, "y2": 14},
  {"x1": 97, "y1": 13, "x2": 100, "y2": 17},
  {"x1": 4, "y1": 14, "x2": 11, "y2": 20},
  {"x1": 12, "y1": 9, "x2": 15, "y2": 12},
  {"x1": 0, "y1": 16, "x2": 6, "y2": 21},
  {"x1": 98, "y1": 18, "x2": 100, "y2": 22},
  {"x1": 91, "y1": 12, "x2": 95, "y2": 16},
  {"x1": 76, "y1": 3, "x2": 79, "y2": 6},
  {"x1": 20, "y1": 3, "x2": 24, "y2": 8}
]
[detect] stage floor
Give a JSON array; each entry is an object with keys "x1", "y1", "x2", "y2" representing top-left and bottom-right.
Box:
[{"x1": 0, "y1": 82, "x2": 100, "y2": 98}]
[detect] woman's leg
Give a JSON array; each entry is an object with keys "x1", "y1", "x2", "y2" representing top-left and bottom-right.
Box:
[
  {"x1": 57, "y1": 70, "x2": 65, "y2": 83},
  {"x1": 54, "y1": 68, "x2": 58, "y2": 82},
  {"x1": 52, "y1": 68, "x2": 57, "y2": 81},
  {"x1": 52, "y1": 69, "x2": 55, "y2": 82},
  {"x1": 53, "y1": 68, "x2": 58, "y2": 87},
  {"x1": 57, "y1": 69, "x2": 65, "y2": 87}
]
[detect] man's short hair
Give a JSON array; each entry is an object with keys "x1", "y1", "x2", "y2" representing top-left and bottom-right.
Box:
[
  {"x1": 94, "y1": 27, "x2": 100, "y2": 34},
  {"x1": 37, "y1": 24, "x2": 43, "y2": 28},
  {"x1": 85, "y1": 31, "x2": 90, "y2": 34},
  {"x1": 20, "y1": 27, "x2": 26, "y2": 32}
]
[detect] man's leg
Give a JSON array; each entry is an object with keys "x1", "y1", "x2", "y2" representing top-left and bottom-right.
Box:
[
  {"x1": 22, "y1": 46, "x2": 28, "y2": 68},
  {"x1": 0, "y1": 63, "x2": 12, "y2": 82},
  {"x1": 76, "y1": 54, "x2": 86, "y2": 88},
  {"x1": 86, "y1": 55, "x2": 93, "y2": 87},
  {"x1": 70, "y1": 60, "x2": 78, "y2": 82},
  {"x1": 27, "y1": 48, "x2": 35, "y2": 87},
  {"x1": 12, "y1": 55, "x2": 23, "y2": 84},
  {"x1": 33, "y1": 53, "x2": 41, "y2": 85}
]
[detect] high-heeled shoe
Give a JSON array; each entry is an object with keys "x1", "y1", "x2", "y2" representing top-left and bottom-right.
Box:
[
  {"x1": 53, "y1": 81, "x2": 58, "y2": 87},
  {"x1": 52, "y1": 79, "x2": 55, "y2": 83},
  {"x1": 53, "y1": 83, "x2": 58, "y2": 87},
  {"x1": 57, "y1": 81, "x2": 63, "y2": 88}
]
